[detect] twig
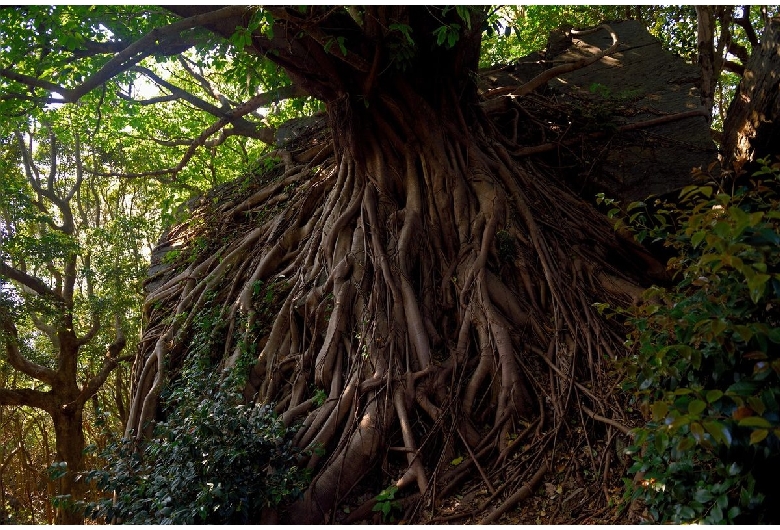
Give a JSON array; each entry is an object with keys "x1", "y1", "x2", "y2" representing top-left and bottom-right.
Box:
[
  {"x1": 580, "y1": 403, "x2": 632, "y2": 436},
  {"x1": 458, "y1": 428, "x2": 496, "y2": 495}
]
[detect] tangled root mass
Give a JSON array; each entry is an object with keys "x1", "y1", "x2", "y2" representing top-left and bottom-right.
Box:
[{"x1": 126, "y1": 57, "x2": 662, "y2": 524}]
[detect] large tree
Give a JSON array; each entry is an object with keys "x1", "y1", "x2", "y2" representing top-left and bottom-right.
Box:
[
  {"x1": 2, "y1": 5, "x2": 778, "y2": 524},
  {"x1": 0, "y1": 125, "x2": 130, "y2": 523}
]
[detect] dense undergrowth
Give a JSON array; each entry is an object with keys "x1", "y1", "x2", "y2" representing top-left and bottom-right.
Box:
[
  {"x1": 83, "y1": 304, "x2": 309, "y2": 524},
  {"x1": 617, "y1": 158, "x2": 780, "y2": 524}
]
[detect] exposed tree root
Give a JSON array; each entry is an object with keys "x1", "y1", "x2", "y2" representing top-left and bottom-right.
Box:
[{"x1": 127, "y1": 61, "x2": 665, "y2": 524}]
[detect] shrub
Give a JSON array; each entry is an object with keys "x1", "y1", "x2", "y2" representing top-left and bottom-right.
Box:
[
  {"x1": 85, "y1": 351, "x2": 308, "y2": 524},
  {"x1": 621, "y1": 158, "x2": 780, "y2": 524}
]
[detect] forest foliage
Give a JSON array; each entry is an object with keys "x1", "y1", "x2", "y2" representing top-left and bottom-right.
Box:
[
  {"x1": 0, "y1": 4, "x2": 778, "y2": 524},
  {"x1": 600, "y1": 158, "x2": 780, "y2": 523}
]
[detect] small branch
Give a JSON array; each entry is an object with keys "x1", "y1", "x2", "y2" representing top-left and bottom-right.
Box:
[
  {"x1": 131, "y1": 65, "x2": 228, "y2": 118},
  {"x1": 117, "y1": 91, "x2": 179, "y2": 105},
  {"x1": 65, "y1": 317, "x2": 128, "y2": 412},
  {"x1": 177, "y1": 55, "x2": 220, "y2": 100},
  {"x1": 0, "y1": 307, "x2": 58, "y2": 386},
  {"x1": 458, "y1": 428, "x2": 496, "y2": 495}
]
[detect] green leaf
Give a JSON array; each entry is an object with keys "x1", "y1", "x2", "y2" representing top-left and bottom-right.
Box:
[
  {"x1": 691, "y1": 230, "x2": 706, "y2": 247},
  {"x1": 688, "y1": 399, "x2": 707, "y2": 416},
  {"x1": 747, "y1": 273, "x2": 770, "y2": 303},
  {"x1": 690, "y1": 421, "x2": 705, "y2": 441},
  {"x1": 451, "y1": 456, "x2": 464, "y2": 466},
  {"x1": 703, "y1": 420, "x2": 732, "y2": 446},
  {"x1": 738, "y1": 416, "x2": 772, "y2": 428},
  {"x1": 336, "y1": 36, "x2": 347, "y2": 56},
  {"x1": 728, "y1": 380, "x2": 759, "y2": 396},
  {"x1": 747, "y1": 396, "x2": 766, "y2": 416},
  {"x1": 694, "y1": 488, "x2": 713, "y2": 503},
  {"x1": 652, "y1": 401, "x2": 669, "y2": 420},
  {"x1": 677, "y1": 436, "x2": 695, "y2": 451},
  {"x1": 705, "y1": 389, "x2": 723, "y2": 403},
  {"x1": 749, "y1": 428, "x2": 768, "y2": 444}
]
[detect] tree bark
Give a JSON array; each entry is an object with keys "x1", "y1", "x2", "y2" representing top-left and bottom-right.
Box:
[
  {"x1": 52, "y1": 408, "x2": 86, "y2": 525},
  {"x1": 696, "y1": 6, "x2": 718, "y2": 120},
  {"x1": 722, "y1": 16, "x2": 780, "y2": 170}
]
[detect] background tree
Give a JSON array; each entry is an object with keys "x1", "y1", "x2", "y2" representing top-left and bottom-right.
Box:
[
  {"x1": 0, "y1": 5, "x2": 778, "y2": 524},
  {"x1": 0, "y1": 110, "x2": 132, "y2": 522}
]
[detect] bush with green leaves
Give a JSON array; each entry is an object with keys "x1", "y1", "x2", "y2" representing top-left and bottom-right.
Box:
[
  {"x1": 619, "y1": 158, "x2": 780, "y2": 524},
  {"x1": 85, "y1": 344, "x2": 309, "y2": 524}
]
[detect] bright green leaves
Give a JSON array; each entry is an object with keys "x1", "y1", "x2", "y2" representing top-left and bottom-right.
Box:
[
  {"x1": 230, "y1": 9, "x2": 275, "y2": 49},
  {"x1": 323, "y1": 36, "x2": 348, "y2": 57},
  {"x1": 373, "y1": 485, "x2": 402, "y2": 523},
  {"x1": 387, "y1": 22, "x2": 412, "y2": 45},
  {"x1": 429, "y1": 5, "x2": 477, "y2": 49},
  {"x1": 688, "y1": 399, "x2": 707, "y2": 416}
]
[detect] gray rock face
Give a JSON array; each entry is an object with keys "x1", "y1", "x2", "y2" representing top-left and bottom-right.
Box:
[{"x1": 549, "y1": 20, "x2": 716, "y2": 200}]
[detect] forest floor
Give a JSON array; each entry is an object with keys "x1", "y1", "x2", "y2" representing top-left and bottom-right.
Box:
[{"x1": 328, "y1": 430, "x2": 637, "y2": 525}]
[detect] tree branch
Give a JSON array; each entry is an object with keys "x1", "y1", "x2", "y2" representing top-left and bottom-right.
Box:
[
  {"x1": 0, "y1": 68, "x2": 75, "y2": 100},
  {"x1": 117, "y1": 91, "x2": 179, "y2": 105},
  {"x1": 88, "y1": 83, "x2": 304, "y2": 180},
  {"x1": 176, "y1": 55, "x2": 220, "y2": 100},
  {"x1": 13, "y1": 130, "x2": 74, "y2": 234},
  {"x1": 30, "y1": 312, "x2": 60, "y2": 350},
  {"x1": 1, "y1": 307, "x2": 58, "y2": 387},
  {"x1": 0, "y1": 262, "x2": 63, "y2": 303},
  {"x1": 131, "y1": 65, "x2": 229, "y2": 118},
  {"x1": 0, "y1": 6, "x2": 249, "y2": 105},
  {"x1": 736, "y1": 5, "x2": 759, "y2": 46},
  {"x1": 65, "y1": 317, "x2": 128, "y2": 412},
  {"x1": 132, "y1": 65, "x2": 306, "y2": 135},
  {"x1": 0, "y1": 387, "x2": 53, "y2": 412}
]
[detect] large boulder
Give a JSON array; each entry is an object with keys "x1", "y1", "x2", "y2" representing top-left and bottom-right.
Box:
[
  {"x1": 485, "y1": 20, "x2": 717, "y2": 201},
  {"x1": 553, "y1": 20, "x2": 716, "y2": 199}
]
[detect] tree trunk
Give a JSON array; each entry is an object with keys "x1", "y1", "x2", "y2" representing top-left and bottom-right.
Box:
[
  {"x1": 52, "y1": 408, "x2": 85, "y2": 525},
  {"x1": 722, "y1": 16, "x2": 780, "y2": 170},
  {"x1": 130, "y1": 76, "x2": 655, "y2": 525},
  {"x1": 52, "y1": 335, "x2": 87, "y2": 525}
]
